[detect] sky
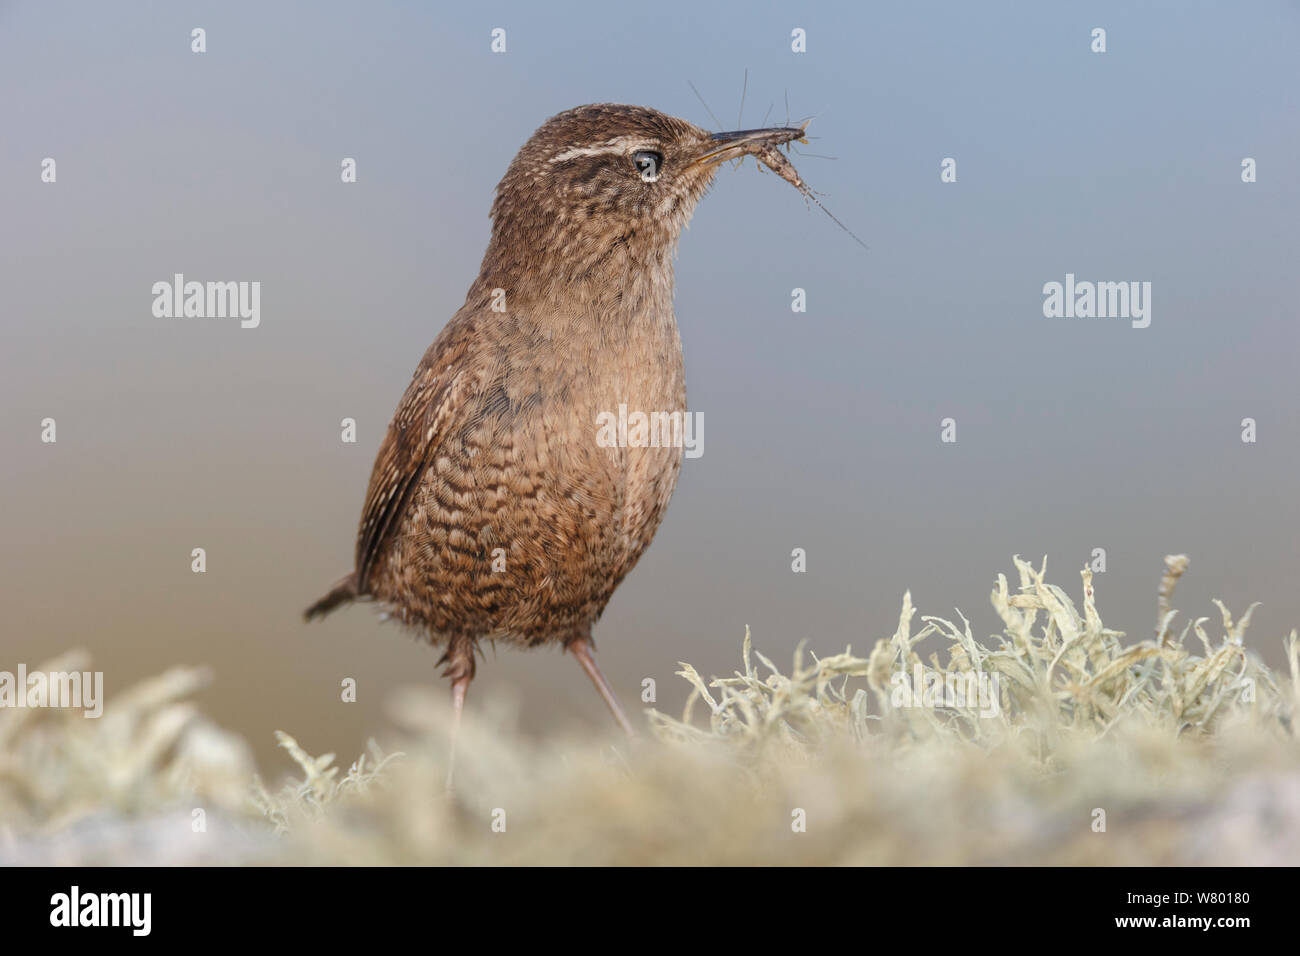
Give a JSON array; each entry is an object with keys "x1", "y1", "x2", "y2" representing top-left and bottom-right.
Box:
[{"x1": 2, "y1": 0, "x2": 1297, "y2": 768}]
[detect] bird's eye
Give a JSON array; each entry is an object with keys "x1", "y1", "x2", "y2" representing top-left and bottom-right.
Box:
[{"x1": 633, "y1": 150, "x2": 663, "y2": 182}]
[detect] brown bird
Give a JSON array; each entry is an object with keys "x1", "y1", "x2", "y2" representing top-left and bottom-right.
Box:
[{"x1": 306, "y1": 104, "x2": 807, "y2": 754}]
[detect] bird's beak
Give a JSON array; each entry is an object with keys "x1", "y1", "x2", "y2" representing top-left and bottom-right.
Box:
[{"x1": 694, "y1": 125, "x2": 807, "y2": 166}]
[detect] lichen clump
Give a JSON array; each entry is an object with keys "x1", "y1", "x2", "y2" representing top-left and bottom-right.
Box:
[{"x1": 3, "y1": 556, "x2": 1297, "y2": 865}]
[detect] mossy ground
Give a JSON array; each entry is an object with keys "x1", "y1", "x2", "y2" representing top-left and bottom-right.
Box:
[{"x1": 4, "y1": 556, "x2": 1297, "y2": 865}]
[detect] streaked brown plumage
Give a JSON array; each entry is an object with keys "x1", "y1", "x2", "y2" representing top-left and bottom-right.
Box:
[{"x1": 306, "y1": 104, "x2": 807, "y2": 746}]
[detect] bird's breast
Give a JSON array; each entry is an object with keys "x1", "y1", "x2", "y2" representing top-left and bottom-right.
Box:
[{"x1": 493, "y1": 294, "x2": 686, "y2": 569}]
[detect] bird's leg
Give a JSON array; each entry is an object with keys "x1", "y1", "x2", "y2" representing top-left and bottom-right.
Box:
[
  {"x1": 446, "y1": 673, "x2": 470, "y2": 790},
  {"x1": 566, "y1": 634, "x2": 637, "y2": 738},
  {"x1": 439, "y1": 636, "x2": 477, "y2": 790}
]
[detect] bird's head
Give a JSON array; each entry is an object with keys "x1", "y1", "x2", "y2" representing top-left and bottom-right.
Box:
[{"x1": 481, "y1": 103, "x2": 805, "y2": 286}]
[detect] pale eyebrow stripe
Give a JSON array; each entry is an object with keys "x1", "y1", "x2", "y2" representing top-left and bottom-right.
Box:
[{"x1": 548, "y1": 136, "x2": 655, "y2": 163}]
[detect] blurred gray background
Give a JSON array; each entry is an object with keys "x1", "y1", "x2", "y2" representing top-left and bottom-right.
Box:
[{"x1": 2, "y1": 0, "x2": 1297, "y2": 768}]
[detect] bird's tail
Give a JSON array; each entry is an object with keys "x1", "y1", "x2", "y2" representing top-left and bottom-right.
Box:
[{"x1": 304, "y1": 572, "x2": 359, "y2": 621}]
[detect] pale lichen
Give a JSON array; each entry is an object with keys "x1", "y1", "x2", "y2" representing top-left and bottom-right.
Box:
[{"x1": 4, "y1": 556, "x2": 1297, "y2": 864}]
